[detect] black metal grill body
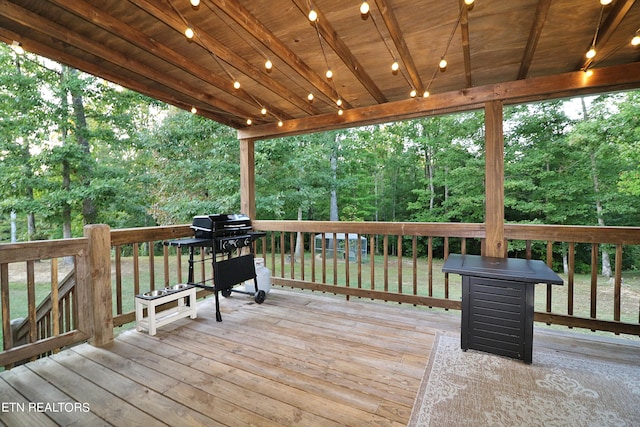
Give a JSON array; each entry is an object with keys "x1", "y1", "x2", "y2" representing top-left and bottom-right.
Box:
[{"x1": 166, "y1": 214, "x2": 266, "y2": 321}]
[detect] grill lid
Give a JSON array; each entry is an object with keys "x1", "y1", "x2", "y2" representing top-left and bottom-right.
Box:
[{"x1": 191, "y1": 213, "x2": 252, "y2": 237}]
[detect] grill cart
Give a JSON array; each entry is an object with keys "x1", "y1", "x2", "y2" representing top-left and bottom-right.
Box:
[{"x1": 166, "y1": 214, "x2": 266, "y2": 321}]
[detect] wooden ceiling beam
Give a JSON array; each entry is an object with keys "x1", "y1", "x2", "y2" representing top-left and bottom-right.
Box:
[
  {"x1": 518, "y1": 0, "x2": 552, "y2": 80},
  {"x1": 577, "y1": 0, "x2": 637, "y2": 71},
  {"x1": 374, "y1": 0, "x2": 424, "y2": 93},
  {"x1": 48, "y1": 0, "x2": 293, "y2": 121},
  {"x1": 238, "y1": 61, "x2": 640, "y2": 140},
  {"x1": 207, "y1": 0, "x2": 348, "y2": 109},
  {"x1": 459, "y1": 1, "x2": 472, "y2": 87},
  {"x1": 291, "y1": 0, "x2": 387, "y2": 104},
  {"x1": 133, "y1": 0, "x2": 321, "y2": 116},
  {"x1": 0, "y1": 27, "x2": 243, "y2": 127},
  {"x1": 0, "y1": 0, "x2": 255, "y2": 124}
]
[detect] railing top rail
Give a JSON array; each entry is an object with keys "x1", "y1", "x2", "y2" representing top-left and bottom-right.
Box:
[
  {"x1": 0, "y1": 238, "x2": 88, "y2": 263},
  {"x1": 252, "y1": 220, "x2": 486, "y2": 238},
  {"x1": 505, "y1": 223, "x2": 640, "y2": 245},
  {"x1": 110, "y1": 224, "x2": 192, "y2": 246}
]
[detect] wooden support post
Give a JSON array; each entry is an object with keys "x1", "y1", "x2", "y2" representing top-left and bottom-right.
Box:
[
  {"x1": 240, "y1": 138, "x2": 256, "y2": 219},
  {"x1": 484, "y1": 100, "x2": 506, "y2": 258},
  {"x1": 84, "y1": 224, "x2": 114, "y2": 346}
]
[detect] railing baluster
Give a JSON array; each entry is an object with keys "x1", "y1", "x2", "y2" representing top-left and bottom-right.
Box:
[
  {"x1": 332, "y1": 232, "x2": 338, "y2": 286},
  {"x1": 148, "y1": 241, "x2": 155, "y2": 291},
  {"x1": 444, "y1": 237, "x2": 449, "y2": 302},
  {"x1": 311, "y1": 232, "x2": 316, "y2": 283},
  {"x1": 300, "y1": 233, "x2": 305, "y2": 282},
  {"x1": 67, "y1": 288, "x2": 74, "y2": 330},
  {"x1": 357, "y1": 234, "x2": 363, "y2": 289},
  {"x1": 51, "y1": 258, "x2": 60, "y2": 354},
  {"x1": 383, "y1": 235, "x2": 389, "y2": 293},
  {"x1": 321, "y1": 233, "x2": 327, "y2": 284},
  {"x1": 115, "y1": 245, "x2": 123, "y2": 315},
  {"x1": 370, "y1": 235, "x2": 375, "y2": 291},
  {"x1": 412, "y1": 236, "x2": 418, "y2": 296},
  {"x1": 289, "y1": 232, "x2": 295, "y2": 279},
  {"x1": 176, "y1": 248, "x2": 182, "y2": 284},
  {"x1": 614, "y1": 244, "x2": 622, "y2": 323},
  {"x1": 345, "y1": 236, "x2": 350, "y2": 301},
  {"x1": 1, "y1": 262, "x2": 12, "y2": 365},
  {"x1": 163, "y1": 244, "x2": 170, "y2": 288},
  {"x1": 428, "y1": 237, "x2": 433, "y2": 298},
  {"x1": 568, "y1": 242, "x2": 575, "y2": 318},
  {"x1": 27, "y1": 261, "x2": 37, "y2": 353},
  {"x1": 591, "y1": 243, "x2": 598, "y2": 321},
  {"x1": 546, "y1": 241, "x2": 553, "y2": 314},
  {"x1": 345, "y1": 236, "x2": 350, "y2": 287},
  {"x1": 280, "y1": 232, "x2": 285, "y2": 279},
  {"x1": 133, "y1": 243, "x2": 140, "y2": 296},
  {"x1": 269, "y1": 233, "x2": 275, "y2": 276},
  {"x1": 397, "y1": 236, "x2": 402, "y2": 295}
]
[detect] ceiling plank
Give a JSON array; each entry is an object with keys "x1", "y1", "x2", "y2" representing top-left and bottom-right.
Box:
[
  {"x1": 133, "y1": 0, "x2": 321, "y2": 117},
  {"x1": 374, "y1": 0, "x2": 424, "y2": 93},
  {"x1": 291, "y1": 0, "x2": 388, "y2": 104},
  {"x1": 518, "y1": 0, "x2": 552, "y2": 80},
  {"x1": 0, "y1": 0, "x2": 256, "y2": 124},
  {"x1": 48, "y1": 0, "x2": 293, "y2": 121},
  {"x1": 207, "y1": 0, "x2": 349, "y2": 109},
  {"x1": 577, "y1": 0, "x2": 637, "y2": 71},
  {"x1": 238, "y1": 61, "x2": 640, "y2": 140}
]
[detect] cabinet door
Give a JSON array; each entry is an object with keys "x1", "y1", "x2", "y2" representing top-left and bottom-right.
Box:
[{"x1": 465, "y1": 276, "x2": 529, "y2": 360}]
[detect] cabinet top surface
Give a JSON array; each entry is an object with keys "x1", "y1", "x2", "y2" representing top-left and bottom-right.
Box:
[{"x1": 442, "y1": 254, "x2": 563, "y2": 285}]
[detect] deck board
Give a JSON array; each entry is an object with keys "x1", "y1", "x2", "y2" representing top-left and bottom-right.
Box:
[{"x1": 1, "y1": 288, "x2": 639, "y2": 426}]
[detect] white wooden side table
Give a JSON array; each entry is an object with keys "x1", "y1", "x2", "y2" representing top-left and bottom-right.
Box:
[{"x1": 135, "y1": 285, "x2": 197, "y2": 336}]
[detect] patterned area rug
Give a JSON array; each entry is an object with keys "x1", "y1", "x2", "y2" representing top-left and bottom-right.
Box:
[{"x1": 409, "y1": 334, "x2": 640, "y2": 426}]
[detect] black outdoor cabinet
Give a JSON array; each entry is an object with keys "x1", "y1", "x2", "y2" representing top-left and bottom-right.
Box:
[{"x1": 442, "y1": 254, "x2": 563, "y2": 364}]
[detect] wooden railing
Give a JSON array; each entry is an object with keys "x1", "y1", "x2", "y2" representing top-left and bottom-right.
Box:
[
  {"x1": 505, "y1": 224, "x2": 640, "y2": 335},
  {"x1": 2, "y1": 220, "x2": 639, "y2": 368},
  {"x1": 252, "y1": 220, "x2": 640, "y2": 337},
  {"x1": 252, "y1": 220, "x2": 485, "y2": 310},
  {"x1": 0, "y1": 237, "x2": 91, "y2": 368},
  {"x1": 110, "y1": 224, "x2": 200, "y2": 327}
]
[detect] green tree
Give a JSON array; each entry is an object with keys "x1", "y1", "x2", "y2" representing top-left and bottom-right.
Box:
[
  {"x1": 0, "y1": 46, "x2": 54, "y2": 240},
  {"x1": 408, "y1": 112, "x2": 485, "y2": 223},
  {"x1": 147, "y1": 110, "x2": 239, "y2": 224}
]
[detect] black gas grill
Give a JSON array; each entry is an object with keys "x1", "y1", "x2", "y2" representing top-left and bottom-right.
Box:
[{"x1": 166, "y1": 214, "x2": 266, "y2": 321}]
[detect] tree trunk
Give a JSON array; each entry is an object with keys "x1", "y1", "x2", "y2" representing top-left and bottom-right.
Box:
[
  {"x1": 428, "y1": 153, "x2": 434, "y2": 211},
  {"x1": 62, "y1": 160, "x2": 74, "y2": 264},
  {"x1": 581, "y1": 97, "x2": 612, "y2": 278},
  {"x1": 444, "y1": 165, "x2": 449, "y2": 203},
  {"x1": 67, "y1": 67, "x2": 97, "y2": 224},
  {"x1": 329, "y1": 143, "x2": 339, "y2": 221},
  {"x1": 25, "y1": 178, "x2": 36, "y2": 239},
  {"x1": 15, "y1": 56, "x2": 38, "y2": 241},
  {"x1": 10, "y1": 211, "x2": 16, "y2": 242},
  {"x1": 294, "y1": 206, "x2": 303, "y2": 262},
  {"x1": 27, "y1": 212, "x2": 36, "y2": 240}
]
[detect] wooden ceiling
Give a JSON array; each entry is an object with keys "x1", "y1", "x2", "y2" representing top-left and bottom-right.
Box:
[{"x1": 1, "y1": 0, "x2": 639, "y2": 138}]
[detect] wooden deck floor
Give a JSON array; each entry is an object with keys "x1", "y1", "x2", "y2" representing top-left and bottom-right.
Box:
[{"x1": 1, "y1": 288, "x2": 639, "y2": 426}]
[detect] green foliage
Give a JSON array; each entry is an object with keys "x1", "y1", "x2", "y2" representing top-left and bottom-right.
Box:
[{"x1": 146, "y1": 110, "x2": 240, "y2": 224}]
